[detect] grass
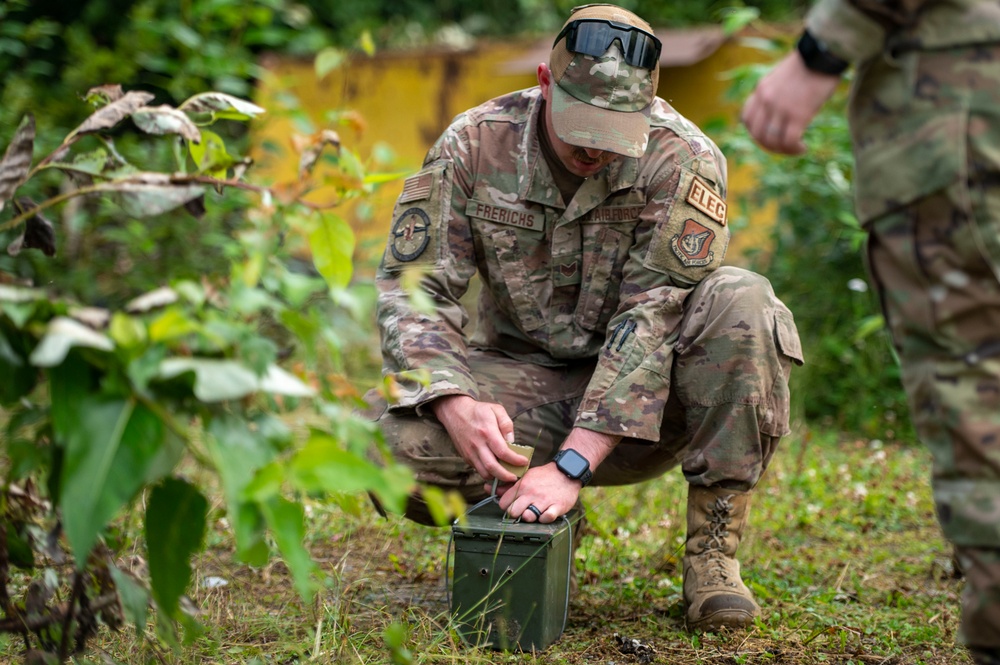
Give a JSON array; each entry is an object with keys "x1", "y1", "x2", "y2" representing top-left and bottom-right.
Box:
[{"x1": 25, "y1": 425, "x2": 967, "y2": 665}]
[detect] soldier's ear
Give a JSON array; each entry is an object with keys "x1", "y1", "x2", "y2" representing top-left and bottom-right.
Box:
[{"x1": 537, "y1": 63, "x2": 553, "y2": 99}]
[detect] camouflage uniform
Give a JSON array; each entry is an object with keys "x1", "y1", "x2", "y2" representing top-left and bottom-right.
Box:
[
  {"x1": 368, "y1": 81, "x2": 803, "y2": 520},
  {"x1": 806, "y1": 0, "x2": 1000, "y2": 653}
]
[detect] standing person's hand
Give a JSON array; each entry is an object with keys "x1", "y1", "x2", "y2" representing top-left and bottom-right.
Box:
[
  {"x1": 431, "y1": 395, "x2": 527, "y2": 483},
  {"x1": 741, "y1": 51, "x2": 842, "y2": 155}
]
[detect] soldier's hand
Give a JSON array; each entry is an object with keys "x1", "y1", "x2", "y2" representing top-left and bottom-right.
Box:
[
  {"x1": 430, "y1": 395, "x2": 526, "y2": 483},
  {"x1": 497, "y1": 464, "x2": 580, "y2": 524},
  {"x1": 741, "y1": 50, "x2": 841, "y2": 155}
]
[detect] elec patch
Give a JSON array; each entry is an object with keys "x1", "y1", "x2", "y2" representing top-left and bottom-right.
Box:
[{"x1": 686, "y1": 175, "x2": 727, "y2": 226}]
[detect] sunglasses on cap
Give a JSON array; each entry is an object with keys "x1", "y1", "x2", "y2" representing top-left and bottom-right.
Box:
[{"x1": 554, "y1": 19, "x2": 662, "y2": 70}]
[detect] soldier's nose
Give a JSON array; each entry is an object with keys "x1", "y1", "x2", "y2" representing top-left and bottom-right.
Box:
[{"x1": 583, "y1": 148, "x2": 605, "y2": 159}]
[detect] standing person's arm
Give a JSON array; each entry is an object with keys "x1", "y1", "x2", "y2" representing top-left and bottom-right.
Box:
[{"x1": 741, "y1": 0, "x2": 893, "y2": 154}]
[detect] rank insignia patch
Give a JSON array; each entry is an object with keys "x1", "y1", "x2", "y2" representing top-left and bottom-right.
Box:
[
  {"x1": 390, "y1": 207, "x2": 431, "y2": 262},
  {"x1": 686, "y1": 175, "x2": 727, "y2": 226},
  {"x1": 671, "y1": 219, "x2": 715, "y2": 267}
]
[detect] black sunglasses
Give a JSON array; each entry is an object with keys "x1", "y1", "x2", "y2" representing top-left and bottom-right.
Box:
[{"x1": 554, "y1": 19, "x2": 662, "y2": 70}]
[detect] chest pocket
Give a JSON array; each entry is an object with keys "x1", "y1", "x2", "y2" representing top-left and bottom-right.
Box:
[
  {"x1": 575, "y1": 225, "x2": 629, "y2": 332},
  {"x1": 483, "y1": 229, "x2": 545, "y2": 332}
]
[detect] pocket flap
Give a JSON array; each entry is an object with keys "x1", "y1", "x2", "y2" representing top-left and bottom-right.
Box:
[{"x1": 854, "y1": 111, "x2": 966, "y2": 224}]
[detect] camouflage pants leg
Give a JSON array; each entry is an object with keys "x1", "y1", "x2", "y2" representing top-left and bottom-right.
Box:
[
  {"x1": 364, "y1": 268, "x2": 800, "y2": 523},
  {"x1": 864, "y1": 99, "x2": 1000, "y2": 646},
  {"x1": 666, "y1": 266, "x2": 802, "y2": 491}
]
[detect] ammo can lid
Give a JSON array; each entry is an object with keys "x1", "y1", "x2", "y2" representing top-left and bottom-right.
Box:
[{"x1": 452, "y1": 500, "x2": 569, "y2": 543}]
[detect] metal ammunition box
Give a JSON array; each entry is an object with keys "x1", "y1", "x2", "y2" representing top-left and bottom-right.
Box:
[{"x1": 450, "y1": 499, "x2": 571, "y2": 651}]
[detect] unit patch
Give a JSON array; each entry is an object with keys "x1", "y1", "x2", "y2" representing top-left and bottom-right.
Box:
[
  {"x1": 390, "y1": 207, "x2": 432, "y2": 262},
  {"x1": 671, "y1": 219, "x2": 716, "y2": 267},
  {"x1": 686, "y1": 175, "x2": 727, "y2": 226}
]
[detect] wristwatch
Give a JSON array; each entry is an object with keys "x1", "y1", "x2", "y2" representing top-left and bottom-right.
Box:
[
  {"x1": 553, "y1": 449, "x2": 593, "y2": 487},
  {"x1": 796, "y1": 30, "x2": 849, "y2": 76}
]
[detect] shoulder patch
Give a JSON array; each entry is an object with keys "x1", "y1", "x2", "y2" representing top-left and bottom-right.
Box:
[
  {"x1": 390, "y1": 208, "x2": 432, "y2": 262},
  {"x1": 399, "y1": 172, "x2": 434, "y2": 203},
  {"x1": 382, "y1": 162, "x2": 448, "y2": 270},
  {"x1": 686, "y1": 175, "x2": 727, "y2": 226}
]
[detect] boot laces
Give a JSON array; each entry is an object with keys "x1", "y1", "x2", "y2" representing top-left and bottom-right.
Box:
[{"x1": 699, "y1": 495, "x2": 736, "y2": 587}]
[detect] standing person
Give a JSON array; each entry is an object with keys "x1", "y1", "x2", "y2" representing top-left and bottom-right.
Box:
[
  {"x1": 742, "y1": 0, "x2": 1000, "y2": 660},
  {"x1": 366, "y1": 3, "x2": 803, "y2": 632}
]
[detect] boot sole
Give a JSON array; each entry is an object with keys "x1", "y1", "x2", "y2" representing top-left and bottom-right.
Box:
[{"x1": 687, "y1": 609, "x2": 756, "y2": 633}]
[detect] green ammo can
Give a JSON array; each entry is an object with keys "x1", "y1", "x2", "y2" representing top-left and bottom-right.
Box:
[{"x1": 449, "y1": 497, "x2": 572, "y2": 651}]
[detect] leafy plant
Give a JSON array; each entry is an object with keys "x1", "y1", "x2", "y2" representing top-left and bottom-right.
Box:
[{"x1": 0, "y1": 83, "x2": 417, "y2": 663}]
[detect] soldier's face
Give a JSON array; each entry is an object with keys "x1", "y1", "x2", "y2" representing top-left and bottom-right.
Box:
[{"x1": 538, "y1": 65, "x2": 620, "y2": 178}]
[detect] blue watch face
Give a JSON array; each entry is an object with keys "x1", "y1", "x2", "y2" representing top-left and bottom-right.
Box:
[{"x1": 557, "y1": 450, "x2": 589, "y2": 478}]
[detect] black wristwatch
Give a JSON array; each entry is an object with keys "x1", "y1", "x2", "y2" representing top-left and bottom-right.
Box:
[
  {"x1": 796, "y1": 30, "x2": 849, "y2": 76},
  {"x1": 553, "y1": 449, "x2": 593, "y2": 487}
]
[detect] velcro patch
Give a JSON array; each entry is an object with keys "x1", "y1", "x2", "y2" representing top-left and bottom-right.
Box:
[
  {"x1": 686, "y1": 175, "x2": 727, "y2": 226},
  {"x1": 390, "y1": 208, "x2": 432, "y2": 262},
  {"x1": 466, "y1": 199, "x2": 543, "y2": 231},
  {"x1": 399, "y1": 172, "x2": 434, "y2": 203},
  {"x1": 670, "y1": 219, "x2": 716, "y2": 267}
]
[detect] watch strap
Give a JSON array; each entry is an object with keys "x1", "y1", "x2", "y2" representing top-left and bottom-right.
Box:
[{"x1": 796, "y1": 30, "x2": 849, "y2": 76}]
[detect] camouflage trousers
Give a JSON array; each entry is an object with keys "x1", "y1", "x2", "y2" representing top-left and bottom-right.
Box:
[
  {"x1": 857, "y1": 44, "x2": 1000, "y2": 649},
  {"x1": 364, "y1": 266, "x2": 802, "y2": 525}
]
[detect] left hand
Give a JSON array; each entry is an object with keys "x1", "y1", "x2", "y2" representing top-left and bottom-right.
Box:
[
  {"x1": 495, "y1": 463, "x2": 581, "y2": 524},
  {"x1": 741, "y1": 50, "x2": 841, "y2": 155}
]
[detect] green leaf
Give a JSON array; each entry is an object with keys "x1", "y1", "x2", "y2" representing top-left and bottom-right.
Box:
[
  {"x1": 187, "y1": 129, "x2": 235, "y2": 178},
  {"x1": 363, "y1": 169, "x2": 410, "y2": 186},
  {"x1": 55, "y1": 392, "x2": 183, "y2": 568},
  {"x1": 314, "y1": 47, "x2": 346, "y2": 79},
  {"x1": 0, "y1": 114, "x2": 35, "y2": 214},
  {"x1": 308, "y1": 213, "x2": 354, "y2": 289},
  {"x1": 205, "y1": 416, "x2": 276, "y2": 566},
  {"x1": 145, "y1": 478, "x2": 207, "y2": 618},
  {"x1": 109, "y1": 312, "x2": 147, "y2": 350},
  {"x1": 289, "y1": 434, "x2": 414, "y2": 513},
  {"x1": 260, "y1": 497, "x2": 318, "y2": 603},
  {"x1": 358, "y1": 30, "x2": 376, "y2": 57},
  {"x1": 29, "y1": 317, "x2": 114, "y2": 367},
  {"x1": 109, "y1": 566, "x2": 149, "y2": 633},
  {"x1": 147, "y1": 307, "x2": 199, "y2": 342}
]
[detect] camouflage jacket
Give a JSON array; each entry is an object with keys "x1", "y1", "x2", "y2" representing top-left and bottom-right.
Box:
[
  {"x1": 806, "y1": 0, "x2": 1000, "y2": 64},
  {"x1": 375, "y1": 87, "x2": 729, "y2": 441},
  {"x1": 806, "y1": 0, "x2": 1000, "y2": 226}
]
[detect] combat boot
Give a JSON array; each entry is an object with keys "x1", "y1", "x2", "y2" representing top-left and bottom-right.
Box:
[{"x1": 682, "y1": 485, "x2": 760, "y2": 631}]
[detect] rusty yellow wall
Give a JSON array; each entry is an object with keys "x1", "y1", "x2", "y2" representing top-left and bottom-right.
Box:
[{"x1": 252, "y1": 37, "x2": 772, "y2": 273}]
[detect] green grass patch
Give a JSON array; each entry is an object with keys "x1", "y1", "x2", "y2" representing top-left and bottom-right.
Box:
[{"x1": 2, "y1": 429, "x2": 971, "y2": 664}]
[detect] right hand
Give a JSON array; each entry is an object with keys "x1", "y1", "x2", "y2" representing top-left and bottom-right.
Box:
[{"x1": 430, "y1": 395, "x2": 527, "y2": 483}]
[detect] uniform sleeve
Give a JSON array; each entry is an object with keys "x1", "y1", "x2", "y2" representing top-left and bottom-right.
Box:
[
  {"x1": 574, "y1": 140, "x2": 729, "y2": 441},
  {"x1": 375, "y1": 118, "x2": 479, "y2": 413},
  {"x1": 804, "y1": 0, "x2": 905, "y2": 63}
]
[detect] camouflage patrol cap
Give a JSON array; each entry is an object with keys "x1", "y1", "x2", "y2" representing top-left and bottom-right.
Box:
[{"x1": 550, "y1": 4, "x2": 660, "y2": 158}]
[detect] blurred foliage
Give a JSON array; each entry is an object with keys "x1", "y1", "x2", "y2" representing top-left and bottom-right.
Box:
[{"x1": 713, "y1": 40, "x2": 913, "y2": 442}]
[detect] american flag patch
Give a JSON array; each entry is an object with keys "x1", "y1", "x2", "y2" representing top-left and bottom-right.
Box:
[{"x1": 399, "y1": 172, "x2": 433, "y2": 203}]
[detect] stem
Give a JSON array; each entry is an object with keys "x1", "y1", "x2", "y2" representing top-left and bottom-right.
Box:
[
  {"x1": 57, "y1": 571, "x2": 85, "y2": 660},
  {"x1": 0, "y1": 182, "x2": 106, "y2": 233}
]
